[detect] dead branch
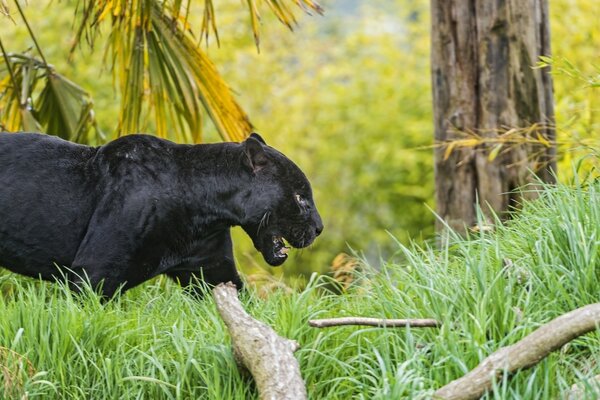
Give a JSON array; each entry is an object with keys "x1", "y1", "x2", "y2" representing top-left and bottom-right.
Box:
[
  {"x1": 309, "y1": 317, "x2": 441, "y2": 328},
  {"x1": 434, "y1": 303, "x2": 600, "y2": 400},
  {"x1": 212, "y1": 282, "x2": 307, "y2": 400}
]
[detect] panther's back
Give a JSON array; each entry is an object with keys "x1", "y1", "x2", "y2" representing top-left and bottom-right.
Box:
[{"x1": 0, "y1": 133, "x2": 98, "y2": 277}]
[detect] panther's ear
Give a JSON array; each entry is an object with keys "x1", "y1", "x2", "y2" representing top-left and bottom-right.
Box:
[
  {"x1": 249, "y1": 132, "x2": 266, "y2": 145},
  {"x1": 243, "y1": 136, "x2": 269, "y2": 174}
]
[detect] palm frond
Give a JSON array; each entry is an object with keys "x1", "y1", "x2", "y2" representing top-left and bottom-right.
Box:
[
  {"x1": 246, "y1": 0, "x2": 261, "y2": 48},
  {"x1": 199, "y1": 0, "x2": 219, "y2": 47},
  {"x1": 0, "y1": 54, "x2": 43, "y2": 133},
  {"x1": 201, "y1": 0, "x2": 324, "y2": 48},
  {"x1": 116, "y1": 26, "x2": 146, "y2": 136},
  {"x1": 0, "y1": 53, "x2": 102, "y2": 143},
  {"x1": 151, "y1": 5, "x2": 251, "y2": 142},
  {"x1": 36, "y1": 71, "x2": 100, "y2": 143},
  {"x1": 68, "y1": 0, "x2": 323, "y2": 142},
  {"x1": 247, "y1": 0, "x2": 324, "y2": 47},
  {"x1": 72, "y1": 0, "x2": 252, "y2": 142}
]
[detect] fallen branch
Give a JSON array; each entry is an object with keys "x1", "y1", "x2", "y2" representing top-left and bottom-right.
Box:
[
  {"x1": 434, "y1": 303, "x2": 600, "y2": 400},
  {"x1": 309, "y1": 317, "x2": 441, "y2": 328},
  {"x1": 212, "y1": 282, "x2": 307, "y2": 400}
]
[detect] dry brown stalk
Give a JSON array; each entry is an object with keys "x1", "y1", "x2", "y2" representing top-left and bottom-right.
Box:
[
  {"x1": 330, "y1": 253, "x2": 361, "y2": 291},
  {"x1": 0, "y1": 346, "x2": 35, "y2": 398},
  {"x1": 434, "y1": 303, "x2": 600, "y2": 400},
  {"x1": 212, "y1": 282, "x2": 307, "y2": 400},
  {"x1": 308, "y1": 317, "x2": 441, "y2": 328}
]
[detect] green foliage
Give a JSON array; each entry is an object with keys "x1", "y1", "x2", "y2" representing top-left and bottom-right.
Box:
[
  {"x1": 210, "y1": 0, "x2": 435, "y2": 276},
  {"x1": 71, "y1": 0, "x2": 254, "y2": 142},
  {"x1": 0, "y1": 0, "x2": 437, "y2": 277},
  {"x1": 0, "y1": 0, "x2": 322, "y2": 142},
  {"x1": 0, "y1": 1, "x2": 102, "y2": 142},
  {"x1": 0, "y1": 49, "x2": 102, "y2": 143},
  {"x1": 0, "y1": 0, "x2": 598, "y2": 278},
  {"x1": 549, "y1": 1, "x2": 600, "y2": 178},
  {"x1": 0, "y1": 180, "x2": 598, "y2": 399}
]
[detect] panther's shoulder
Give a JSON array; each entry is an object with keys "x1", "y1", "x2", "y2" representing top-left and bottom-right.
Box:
[
  {"x1": 99, "y1": 134, "x2": 174, "y2": 153},
  {"x1": 95, "y1": 134, "x2": 177, "y2": 164}
]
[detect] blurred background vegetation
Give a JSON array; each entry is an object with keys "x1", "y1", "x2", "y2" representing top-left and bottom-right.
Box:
[{"x1": 0, "y1": 0, "x2": 598, "y2": 283}]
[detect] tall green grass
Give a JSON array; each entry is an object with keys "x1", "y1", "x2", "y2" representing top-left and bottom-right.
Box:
[{"x1": 0, "y1": 180, "x2": 599, "y2": 399}]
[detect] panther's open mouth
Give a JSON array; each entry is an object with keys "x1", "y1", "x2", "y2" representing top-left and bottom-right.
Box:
[
  {"x1": 272, "y1": 236, "x2": 290, "y2": 261},
  {"x1": 248, "y1": 228, "x2": 316, "y2": 267}
]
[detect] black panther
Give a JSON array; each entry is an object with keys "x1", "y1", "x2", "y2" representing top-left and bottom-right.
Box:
[{"x1": 0, "y1": 132, "x2": 323, "y2": 297}]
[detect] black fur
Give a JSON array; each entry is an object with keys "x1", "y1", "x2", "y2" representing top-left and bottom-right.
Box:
[{"x1": 0, "y1": 132, "x2": 322, "y2": 297}]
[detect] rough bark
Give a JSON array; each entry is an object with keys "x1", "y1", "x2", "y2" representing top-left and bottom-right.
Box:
[
  {"x1": 434, "y1": 303, "x2": 600, "y2": 400},
  {"x1": 431, "y1": 0, "x2": 555, "y2": 232},
  {"x1": 309, "y1": 317, "x2": 441, "y2": 328},
  {"x1": 212, "y1": 283, "x2": 307, "y2": 400}
]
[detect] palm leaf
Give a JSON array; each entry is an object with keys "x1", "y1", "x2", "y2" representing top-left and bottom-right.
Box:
[
  {"x1": 246, "y1": 0, "x2": 324, "y2": 47},
  {"x1": 246, "y1": 0, "x2": 261, "y2": 48},
  {"x1": 0, "y1": 54, "x2": 44, "y2": 133},
  {"x1": 72, "y1": 0, "x2": 251, "y2": 142},
  {"x1": 204, "y1": 0, "x2": 324, "y2": 47},
  {"x1": 70, "y1": 0, "x2": 323, "y2": 143},
  {"x1": 116, "y1": 26, "x2": 146, "y2": 136},
  {"x1": 151, "y1": 4, "x2": 251, "y2": 142},
  {"x1": 199, "y1": 0, "x2": 219, "y2": 47},
  {"x1": 0, "y1": 52, "x2": 101, "y2": 143},
  {"x1": 36, "y1": 72, "x2": 100, "y2": 143}
]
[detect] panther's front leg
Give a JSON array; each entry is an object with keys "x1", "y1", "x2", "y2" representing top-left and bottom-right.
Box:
[{"x1": 166, "y1": 229, "x2": 243, "y2": 297}]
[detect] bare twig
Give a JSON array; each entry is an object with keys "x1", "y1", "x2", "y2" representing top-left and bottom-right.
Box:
[
  {"x1": 434, "y1": 303, "x2": 600, "y2": 400},
  {"x1": 212, "y1": 282, "x2": 307, "y2": 400},
  {"x1": 309, "y1": 317, "x2": 441, "y2": 328},
  {"x1": 0, "y1": 346, "x2": 36, "y2": 398}
]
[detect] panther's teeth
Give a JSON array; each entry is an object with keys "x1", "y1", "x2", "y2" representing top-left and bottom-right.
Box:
[{"x1": 271, "y1": 235, "x2": 289, "y2": 258}]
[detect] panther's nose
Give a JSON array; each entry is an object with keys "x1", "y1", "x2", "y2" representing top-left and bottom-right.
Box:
[
  {"x1": 314, "y1": 212, "x2": 324, "y2": 237},
  {"x1": 315, "y1": 223, "x2": 323, "y2": 236}
]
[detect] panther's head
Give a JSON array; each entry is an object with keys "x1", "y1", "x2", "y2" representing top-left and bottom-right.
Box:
[{"x1": 240, "y1": 133, "x2": 323, "y2": 266}]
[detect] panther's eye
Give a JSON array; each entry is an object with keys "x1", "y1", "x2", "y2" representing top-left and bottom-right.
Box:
[{"x1": 295, "y1": 194, "x2": 309, "y2": 212}]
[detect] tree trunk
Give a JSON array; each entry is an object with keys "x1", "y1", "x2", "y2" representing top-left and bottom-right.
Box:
[{"x1": 431, "y1": 0, "x2": 555, "y2": 232}]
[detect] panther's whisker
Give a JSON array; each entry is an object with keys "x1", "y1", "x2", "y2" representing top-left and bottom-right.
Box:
[{"x1": 258, "y1": 211, "x2": 271, "y2": 234}]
